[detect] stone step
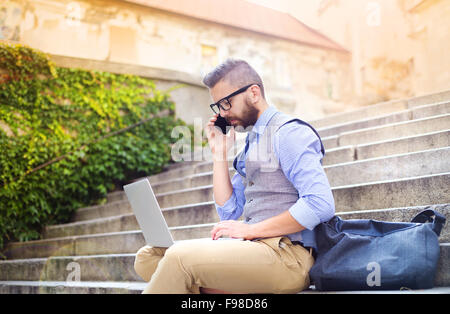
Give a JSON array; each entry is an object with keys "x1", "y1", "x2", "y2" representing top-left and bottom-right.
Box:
[
  {"x1": 353, "y1": 129, "x2": 450, "y2": 161},
  {"x1": 74, "y1": 171, "x2": 450, "y2": 223},
  {"x1": 1, "y1": 242, "x2": 449, "y2": 291},
  {"x1": 3, "y1": 223, "x2": 217, "y2": 259},
  {"x1": 407, "y1": 90, "x2": 450, "y2": 108},
  {"x1": 0, "y1": 254, "x2": 142, "y2": 282},
  {"x1": 336, "y1": 113, "x2": 450, "y2": 147},
  {"x1": 0, "y1": 280, "x2": 146, "y2": 294},
  {"x1": 110, "y1": 147, "x2": 450, "y2": 200},
  {"x1": 301, "y1": 286, "x2": 450, "y2": 294},
  {"x1": 1, "y1": 280, "x2": 448, "y2": 294},
  {"x1": 145, "y1": 124, "x2": 449, "y2": 187},
  {"x1": 151, "y1": 169, "x2": 235, "y2": 194},
  {"x1": 46, "y1": 202, "x2": 218, "y2": 238},
  {"x1": 123, "y1": 169, "x2": 450, "y2": 210},
  {"x1": 44, "y1": 201, "x2": 450, "y2": 243},
  {"x1": 317, "y1": 101, "x2": 450, "y2": 138},
  {"x1": 310, "y1": 90, "x2": 450, "y2": 129},
  {"x1": 72, "y1": 200, "x2": 132, "y2": 222},
  {"x1": 124, "y1": 128, "x2": 449, "y2": 192},
  {"x1": 155, "y1": 147, "x2": 450, "y2": 192},
  {"x1": 325, "y1": 147, "x2": 450, "y2": 186},
  {"x1": 323, "y1": 129, "x2": 450, "y2": 165},
  {"x1": 311, "y1": 99, "x2": 408, "y2": 129},
  {"x1": 8, "y1": 203, "x2": 450, "y2": 260},
  {"x1": 333, "y1": 172, "x2": 450, "y2": 212},
  {"x1": 142, "y1": 129, "x2": 450, "y2": 184},
  {"x1": 146, "y1": 160, "x2": 234, "y2": 187}
]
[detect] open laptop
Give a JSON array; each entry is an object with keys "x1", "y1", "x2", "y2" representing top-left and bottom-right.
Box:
[{"x1": 123, "y1": 179, "x2": 174, "y2": 248}]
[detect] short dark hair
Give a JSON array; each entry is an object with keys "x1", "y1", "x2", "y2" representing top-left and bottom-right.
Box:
[{"x1": 202, "y1": 59, "x2": 265, "y2": 99}]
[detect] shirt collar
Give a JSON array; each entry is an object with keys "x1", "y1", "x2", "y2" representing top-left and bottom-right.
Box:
[{"x1": 251, "y1": 106, "x2": 278, "y2": 136}]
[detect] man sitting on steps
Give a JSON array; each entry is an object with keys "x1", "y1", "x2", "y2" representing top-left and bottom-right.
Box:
[{"x1": 133, "y1": 59, "x2": 335, "y2": 294}]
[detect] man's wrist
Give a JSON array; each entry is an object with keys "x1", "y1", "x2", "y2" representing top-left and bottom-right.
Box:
[
  {"x1": 246, "y1": 223, "x2": 259, "y2": 240},
  {"x1": 213, "y1": 151, "x2": 227, "y2": 162}
]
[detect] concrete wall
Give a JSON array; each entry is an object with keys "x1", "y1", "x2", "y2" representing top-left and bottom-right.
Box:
[
  {"x1": 0, "y1": 0, "x2": 353, "y2": 122},
  {"x1": 303, "y1": 0, "x2": 450, "y2": 105}
]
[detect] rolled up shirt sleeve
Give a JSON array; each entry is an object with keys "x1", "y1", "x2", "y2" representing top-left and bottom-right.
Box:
[
  {"x1": 274, "y1": 122, "x2": 336, "y2": 230},
  {"x1": 213, "y1": 172, "x2": 245, "y2": 221}
]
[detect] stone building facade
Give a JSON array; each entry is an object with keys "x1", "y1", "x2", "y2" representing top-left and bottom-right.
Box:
[
  {"x1": 300, "y1": 0, "x2": 450, "y2": 105},
  {"x1": 0, "y1": 0, "x2": 353, "y2": 124}
]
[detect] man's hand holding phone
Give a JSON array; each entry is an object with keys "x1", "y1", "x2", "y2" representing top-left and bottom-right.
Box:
[{"x1": 205, "y1": 114, "x2": 235, "y2": 162}]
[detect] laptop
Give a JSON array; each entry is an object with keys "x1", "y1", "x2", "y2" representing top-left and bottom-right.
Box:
[{"x1": 123, "y1": 179, "x2": 174, "y2": 248}]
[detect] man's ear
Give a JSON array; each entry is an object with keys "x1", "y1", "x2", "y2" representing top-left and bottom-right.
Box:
[{"x1": 248, "y1": 85, "x2": 261, "y2": 104}]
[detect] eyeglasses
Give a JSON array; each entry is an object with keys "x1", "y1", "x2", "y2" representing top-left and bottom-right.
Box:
[{"x1": 210, "y1": 84, "x2": 260, "y2": 114}]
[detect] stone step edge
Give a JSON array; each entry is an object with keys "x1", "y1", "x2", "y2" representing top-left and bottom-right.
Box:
[
  {"x1": 0, "y1": 280, "x2": 147, "y2": 292},
  {"x1": 47, "y1": 210, "x2": 207, "y2": 236},
  {"x1": 173, "y1": 100, "x2": 448, "y2": 161},
  {"x1": 120, "y1": 170, "x2": 450, "y2": 199},
  {"x1": 153, "y1": 129, "x2": 450, "y2": 182},
  {"x1": 138, "y1": 145, "x2": 450, "y2": 187},
  {"x1": 14, "y1": 202, "x2": 450, "y2": 249},
  {"x1": 315, "y1": 100, "x2": 450, "y2": 133},
  {"x1": 324, "y1": 145, "x2": 449, "y2": 168},
  {"x1": 7, "y1": 225, "x2": 215, "y2": 247},
  {"x1": 46, "y1": 202, "x2": 450, "y2": 238},
  {"x1": 310, "y1": 89, "x2": 450, "y2": 128},
  {"x1": 301, "y1": 286, "x2": 450, "y2": 294},
  {"x1": 332, "y1": 171, "x2": 450, "y2": 190},
  {"x1": 148, "y1": 168, "x2": 236, "y2": 188},
  {"x1": 322, "y1": 113, "x2": 450, "y2": 141},
  {"x1": 73, "y1": 170, "x2": 450, "y2": 223},
  {"x1": 352, "y1": 129, "x2": 449, "y2": 149},
  {"x1": 74, "y1": 197, "x2": 215, "y2": 217},
  {"x1": 3, "y1": 239, "x2": 449, "y2": 263},
  {"x1": 1, "y1": 280, "x2": 448, "y2": 294}
]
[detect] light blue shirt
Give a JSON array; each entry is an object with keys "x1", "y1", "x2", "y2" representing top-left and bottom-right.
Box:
[{"x1": 214, "y1": 106, "x2": 335, "y2": 248}]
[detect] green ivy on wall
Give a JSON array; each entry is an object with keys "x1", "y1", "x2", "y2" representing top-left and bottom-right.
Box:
[{"x1": 0, "y1": 42, "x2": 189, "y2": 252}]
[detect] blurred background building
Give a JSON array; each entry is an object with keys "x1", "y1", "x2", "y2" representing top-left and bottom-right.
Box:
[{"x1": 1, "y1": 0, "x2": 449, "y2": 123}]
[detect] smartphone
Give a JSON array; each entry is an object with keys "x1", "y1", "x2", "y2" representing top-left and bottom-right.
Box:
[{"x1": 214, "y1": 115, "x2": 232, "y2": 134}]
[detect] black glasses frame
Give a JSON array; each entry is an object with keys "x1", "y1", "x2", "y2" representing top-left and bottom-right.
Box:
[{"x1": 210, "y1": 84, "x2": 260, "y2": 114}]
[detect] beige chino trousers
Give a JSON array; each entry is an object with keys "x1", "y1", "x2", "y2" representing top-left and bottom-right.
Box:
[{"x1": 134, "y1": 236, "x2": 314, "y2": 294}]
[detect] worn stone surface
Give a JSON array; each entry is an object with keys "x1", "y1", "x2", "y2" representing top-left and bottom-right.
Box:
[
  {"x1": 333, "y1": 173, "x2": 450, "y2": 212},
  {"x1": 339, "y1": 114, "x2": 450, "y2": 146},
  {"x1": 325, "y1": 147, "x2": 450, "y2": 186},
  {"x1": 356, "y1": 129, "x2": 450, "y2": 160}
]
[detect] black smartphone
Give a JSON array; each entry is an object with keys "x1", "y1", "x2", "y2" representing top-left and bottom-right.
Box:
[{"x1": 214, "y1": 115, "x2": 232, "y2": 134}]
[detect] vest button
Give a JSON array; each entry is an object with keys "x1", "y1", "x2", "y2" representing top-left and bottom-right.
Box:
[
  {"x1": 249, "y1": 181, "x2": 255, "y2": 186},
  {"x1": 247, "y1": 199, "x2": 253, "y2": 203}
]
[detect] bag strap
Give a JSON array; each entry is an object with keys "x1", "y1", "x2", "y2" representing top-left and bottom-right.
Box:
[{"x1": 411, "y1": 209, "x2": 446, "y2": 236}]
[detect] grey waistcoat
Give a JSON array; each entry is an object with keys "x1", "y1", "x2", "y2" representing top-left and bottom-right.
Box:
[{"x1": 233, "y1": 111, "x2": 325, "y2": 244}]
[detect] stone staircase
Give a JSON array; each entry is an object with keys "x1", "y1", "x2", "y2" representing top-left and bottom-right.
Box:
[{"x1": 1, "y1": 90, "x2": 449, "y2": 294}]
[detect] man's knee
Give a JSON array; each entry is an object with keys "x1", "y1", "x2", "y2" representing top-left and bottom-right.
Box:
[
  {"x1": 134, "y1": 246, "x2": 166, "y2": 282},
  {"x1": 158, "y1": 241, "x2": 207, "y2": 276},
  {"x1": 162, "y1": 242, "x2": 191, "y2": 265}
]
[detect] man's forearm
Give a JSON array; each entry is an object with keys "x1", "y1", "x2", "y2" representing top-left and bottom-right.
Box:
[
  {"x1": 211, "y1": 210, "x2": 305, "y2": 240},
  {"x1": 249, "y1": 211, "x2": 305, "y2": 239},
  {"x1": 212, "y1": 158, "x2": 233, "y2": 206}
]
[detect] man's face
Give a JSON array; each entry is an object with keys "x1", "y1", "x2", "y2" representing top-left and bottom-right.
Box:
[{"x1": 210, "y1": 80, "x2": 259, "y2": 131}]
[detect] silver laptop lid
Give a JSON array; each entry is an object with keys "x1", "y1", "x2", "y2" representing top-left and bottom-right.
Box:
[{"x1": 123, "y1": 179, "x2": 174, "y2": 248}]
